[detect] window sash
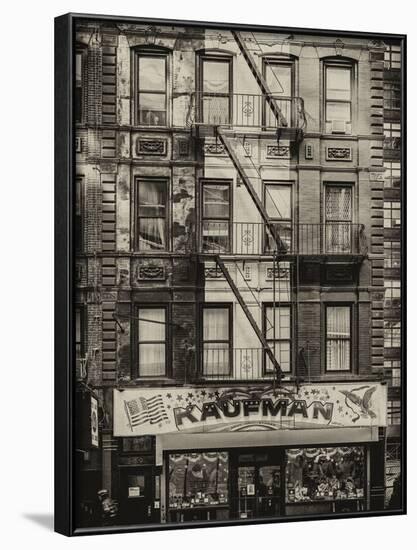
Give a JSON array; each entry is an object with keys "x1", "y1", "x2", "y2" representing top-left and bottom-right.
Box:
[
  {"x1": 325, "y1": 65, "x2": 352, "y2": 123},
  {"x1": 136, "y1": 53, "x2": 168, "y2": 126},
  {"x1": 202, "y1": 182, "x2": 231, "y2": 254},
  {"x1": 137, "y1": 180, "x2": 168, "y2": 251},
  {"x1": 326, "y1": 306, "x2": 351, "y2": 372},
  {"x1": 264, "y1": 305, "x2": 291, "y2": 373},
  {"x1": 200, "y1": 57, "x2": 232, "y2": 125},
  {"x1": 202, "y1": 306, "x2": 231, "y2": 376},
  {"x1": 137, "y1": 307, "x2": 167, "y2": 377}
]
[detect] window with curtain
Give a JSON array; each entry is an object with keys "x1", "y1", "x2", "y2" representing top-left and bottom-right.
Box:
[
  {"x1": 326, "y1": 305, "x2": 351, "y2": 371},
  {"x1": 264, "y1": 183, "x2": 292, "y2": 252},
  {"x1": 138, "y1": 307, "x2": 167, "y2": 377},
  {"x1": 200, "y1": 56, "x2": 232, "y2": 125},
  {"x1": 325, "y1": 64, "x2": 352, "y2": 132},
  {"x1": 135, "y1": 52, "x2": 168, "y2": 126},
  {"x1": 325, "y1": 185, "x2": 352, "y2": 253},
  {"x1": 202, "y1": 306, "x2": 231, "y2": 377},
  {"x1": 137, "y1": 179, "x2": 167, "y2": 251},
  {"x1": 264, "y1": 305, "x2": 291, "y2": 373},
  {"x1": 263, "y1": 60, "x2": 294, "y2": 127},
  {"x1": 202, "y1": 181, "x2": 231, "y2": 253}
]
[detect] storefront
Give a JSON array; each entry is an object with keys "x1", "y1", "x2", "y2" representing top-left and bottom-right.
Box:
[{"x1": 113, "y1": 382, "x2": 387, "y2": 524}]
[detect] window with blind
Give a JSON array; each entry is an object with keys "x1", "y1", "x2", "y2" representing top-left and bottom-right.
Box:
[
  {"x1": 135, "y1": 51, "x2": 168, "y2": 126},
  {"x1": 199, "y1": 55, "x2": 232, "y2": 125},
  {"x1": 202, "y1": 306, "x2": 231, "y2": 377},
  {"x1": 137, "y1": 179, "x2": 167, "y2": 251},
  {"x1": 324, "y1": 63, "x2": 353, "y2": 133},
  {"x1": 264, "y1": 183, "x2": 292, "y2": 252},
  {"x1": 325, "y1": 185, "x2": 353, "y2": 253},
  {"x1": 264, "y1": 305, "x2": 291, "y2": 373},
  {"x1": 202, "y1": 181, "x2": 231, "y2": 254},
  {"x1": 325, "y1": 305, "x2": 351, "y2": 372},
  {"x1": 137, "y1": 307, "x2": 167, "y2": 377}
]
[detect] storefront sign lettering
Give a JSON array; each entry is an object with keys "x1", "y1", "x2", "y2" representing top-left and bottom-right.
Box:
[{"x1": 113, "y1": 383, "x2": 387, "y2": 437}]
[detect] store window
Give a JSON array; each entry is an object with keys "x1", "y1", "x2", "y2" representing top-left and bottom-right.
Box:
[
  {"x1": 384, "y1": 320, "x2": 401, "y2": 348},
  {"x1": 137, "y1": 306, "x2": 168, "y2": 377},
  {"x1": 286, "y1": 447, "x2": 365, "y2": 504},
  {"x1": 202, "y1": 305, "x2": 231, "y2": 377},
  {"x1": 384, "y1": 201, "x2": 401, "y2": 229},
  {"x1": 384, "y1": 162, "x2": 401, "y2": 189},
  {"x1": 199, "y1": 55, "x2": 232, "y2": 125},
  {"x1": 384, "y1": 280, "x2": 401, "y2": 309},
  {"x1": 384, "y1": 82, "x2": 401, "y2": 110},
  {"x1": 201, "y1": 181, "x2": 231, "y2": 254},
  {"x1": 134, "y1": 50, "x2": 168, "y2": 126},
  {"x1": 325, "y1": 185, "x2": 353, "y2": 253},
  {"x1": 384, "y1": 241, "x2": 401, "y2": 269},
  {"x1": 264, "y1": 183, "x2": 292, "y2": 252},
  {"x1": 324, "y1": 62, "x2": 353, "y2": 133},
  {"x1": 325, "y1": 305, "x2": 351, "y2": 372},
  {"x1": 388, "y1": 400, "x2": 401, "y2": 425},
  {"x1": 136, "y1": 179, "x2": 168, "y2": 251},
  {"x1": 168, "y1": 452, "x2": 229, "y2": 510},
  {"x1": 263, "y1": 305, "x2": 291, "y2": 373}
]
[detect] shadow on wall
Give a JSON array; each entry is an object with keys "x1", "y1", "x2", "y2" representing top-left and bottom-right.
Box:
[{"x1": 23, "y1": 513, "x2": 54, "y2": 531}]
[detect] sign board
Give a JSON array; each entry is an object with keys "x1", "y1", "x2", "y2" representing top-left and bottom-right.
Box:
[
  {"x1": 113, "y1": 383, "x2": 387, "y2": 437},
  {"x1": 91, "y1": 396, "x2": 99, "y2": 448}
]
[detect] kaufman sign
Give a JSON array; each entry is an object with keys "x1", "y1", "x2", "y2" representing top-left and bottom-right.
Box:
[{"x1": 113, "y1": 383, "x2": 387, "y2": 437}]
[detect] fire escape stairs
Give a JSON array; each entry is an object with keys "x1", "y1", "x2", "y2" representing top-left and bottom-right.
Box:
[{"x1": 214, "y1": 255, "x2": 284, "y2": 384}]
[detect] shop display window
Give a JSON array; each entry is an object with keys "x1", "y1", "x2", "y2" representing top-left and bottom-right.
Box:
[
  {"x1": 285, "y1": 447, "x2": 365, "y2": 503},
  {"x1": 168, "y1": 452, "x2": 229, "y2": 509}
]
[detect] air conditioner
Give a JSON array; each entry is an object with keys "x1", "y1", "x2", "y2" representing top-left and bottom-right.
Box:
[
  {"x1": 75, "y1": 137, "x2": 82, "y2": 152},
  {"x1": 331, "y1": 120, "x2": 347, "y2": 134}
]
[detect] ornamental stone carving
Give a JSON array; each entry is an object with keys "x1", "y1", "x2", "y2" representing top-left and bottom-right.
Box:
[
  {"x1": 137, "y1": 139, "x2": 167, "y2": 155},
  {"x1": 326, "y1": 147, "x2": 352, "y2": 161}
]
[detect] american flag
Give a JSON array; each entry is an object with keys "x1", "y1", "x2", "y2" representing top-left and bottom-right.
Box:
[{"x1": 124, "y1": 395, "x2": 168, "y2": 430}]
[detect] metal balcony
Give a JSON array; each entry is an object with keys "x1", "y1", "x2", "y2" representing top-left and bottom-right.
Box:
[
  {"x1": 198, "y1": 222, "x2": 366, "y2": 257},
  {"x1": 194, "y1": 347, "x2": 284, "y2": 382},
  {"x1": 188, "y1": 92, "x2": 305, "y2": 134}
]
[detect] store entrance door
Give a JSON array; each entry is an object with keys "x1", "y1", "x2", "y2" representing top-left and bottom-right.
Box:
[
  {"x1": 232, "y1": 450, "x2": 284, "y2": 520},
  {"x1": 119, "y1": 468, "x2": 153, "y2": 525}
]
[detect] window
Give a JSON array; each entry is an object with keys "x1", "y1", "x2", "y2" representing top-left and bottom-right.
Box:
[
  {"x1": 263, "y1": 59, "x2": 294, "y2": 126},
  {"x1": 75, "y1": 50, "x2": 85, "y2": 123},
  {"x1": 326, "y1": 305, "x2": 351, "y2": 371},
  {"x1": 384, "y1": 321, "x2": 401, "y2": 348},
  {"x1": 384, "y1": 162, "x2": 401, "y2": 189},
  {"x1": 201, "y1": 181, "x2": 231, "y2": 253},
  {"x1": 384, "y1": 82, "x2": 400, "y2": 110},
  {"x1": 384, "y1": 360, "x2": 401, "y2": 388},
  {"x1": 384, "y1": 241, "x2": 401, "y2": 268},
  {"x1": 384, "y1": 201, "x2": 401, "y2": 228},
  {"x1": 199, "y1": 56, "x2": 232, "y2": 125},
  {"x1": 325, "y1": 63, "x2": 352, "y2": 132},
  {"x1": 202, "y1": 305, "x2": 231, "y2": 377},
  {"x1": 75, "y1": 306, "x2": 86, "y2": 379},
  {"x1": 384, "y1": 122, "x2": 401, "y2": 151},
  {"x1": 388, "y1": 400, "x2": 401, "y2": 425},
  {"x1": 135, "y1": 51, "x2": 168, "y2": 126},
  {"x1": 137, "y1": 179, "x2": 167, "y2": 251},
  {"x1": 325, "y1": 185, "x2": 353, "y2": 253},
  {"x1": 137, "y1": 306, "x2": 167, "y2": 377},
  {"x1": 384, "y1": 280, "x2": 401, "y2": 309},
  {"x1": 384, "y1": 44, "x2": 401, "y2": 70},
  {"x1": 264, "y1": 183, "x2": 292, "y2": 252},
  {"x1": 75, "y1": 176, "x2": 83, "y2": 252},
  {"x1": 264, "y1": 305, "x2": 291, "y2": 373}
]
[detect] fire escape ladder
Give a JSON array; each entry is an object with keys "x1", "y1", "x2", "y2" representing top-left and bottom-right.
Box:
[
  {"x1": 217, "y1": 127, "x2": 287, "y2": 253},
  {"x1": 232, "y1": 30, "x2": 288, "y2": 128},
  {"x1": 215, "y1": 255, "x2": 284, "y2": 382}
]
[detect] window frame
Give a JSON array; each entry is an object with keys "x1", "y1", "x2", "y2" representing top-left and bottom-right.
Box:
[
  {"x1": 383, "y1": 161, "x2": 401, "y2": 189},
  {"x1": 384, "y1": 44, "x2": 401, "y2": 70},
  {"x1": 135, "y1": 177, "x2": 169, "y2": 252},
  {"x1": 200, "y1": 303, "x2": 233, "y2": 378},
  {"x1": 75, "y1": 175, "x2": 84, "y2": 253},
  {"x1": 263, "y1": 181, "x2": 293, "y2": 253},
  {"x1": 201, "y1": 179, "x2": 232, "y2": 254},
  {"x1": 324, "y1": 304, "x2": 353, "y2": 373},
  {"x1": 133, "y1": 48, "x2": 169, "y2": 127},
  {"x1": 262, "y1": 57, "x2": 296, "y2": 128},
  {"x1": 198, "y1": 54, "x2": 233, "y2": 126},
  {"x1": 75, "y1": 46, "x2": 87, "y2": 124},
  {"x1": 384, "y1": 240, "x2": 401, "y2": 269},
  {"x1": 324, "y1": 61, "x2": 353, "y2": 130},
  {"x1": 262, "y1": 303, "x2": 292, "y2": 375},
  {"x1": 384, "y1": 200, "x2": 401, "y2": 229},
  {"x1": 383, "y1": 81, "x2": 401, "y2": 111},
  {"x1": 134, "y1": 304, "x2": 170, "y2": 379},
  {"x1": 384, "y1": 320, "x2": 401, "y2": 348}
]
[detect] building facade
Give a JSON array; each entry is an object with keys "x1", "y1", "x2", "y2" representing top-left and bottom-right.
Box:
[{"x1": 74, "y1": 21, "x2": 401, "y2": 528}]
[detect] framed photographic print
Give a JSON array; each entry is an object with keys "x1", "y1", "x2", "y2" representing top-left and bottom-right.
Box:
[{"x1": 54, "y1": 13, "x2": 406, "y2": 536}]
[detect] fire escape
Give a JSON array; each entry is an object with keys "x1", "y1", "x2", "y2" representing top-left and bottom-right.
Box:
[{"x1": 189, "y1": 31, "x2": 307, "y2": 387}]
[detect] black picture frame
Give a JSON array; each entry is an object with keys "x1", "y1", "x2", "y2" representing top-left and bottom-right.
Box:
[{"x1": 55, "y1": 13, "x2": 407, "y2": 536}]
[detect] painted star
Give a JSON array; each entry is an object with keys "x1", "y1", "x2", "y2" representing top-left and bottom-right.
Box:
[
  {"x1": 208, "y1": 392, "x2": 214, "y2": 399},
  {"x1": 166, "y1": 393, "x2": 172, "y2": 399},
  {"x1": 201, "y1": 390, "x2": 207, "y2": 397},
  {"x1": 177, "y1": 395, "x2": 183, "y2": 401},
  {"x1": 188, "y1": 392, "x2": 194, "y2": 399}
]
